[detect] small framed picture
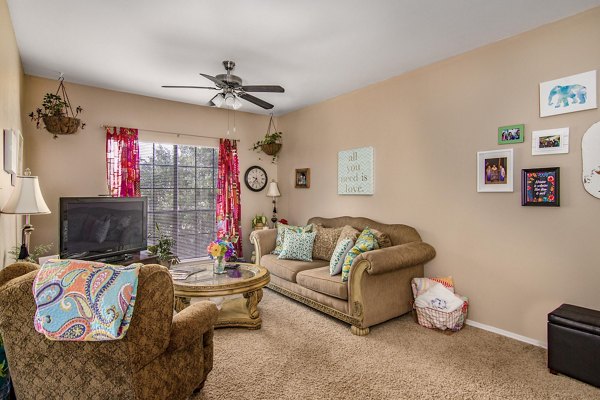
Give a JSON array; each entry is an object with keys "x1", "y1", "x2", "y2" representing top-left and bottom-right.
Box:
[
  {"x1": 522, "y1": 167, "x2": 560, "y2": 207},
  {"x1": 295, "y1": 168, "x2": 310, "y2": 188},
  {"x1": 532, "y1": 128, "x2": 569, "y2": 155},
  {"x1": 539, "y1": 70, "x2": 597, "y2": 117},
  {"x1": 477, "y1": 149, "x2": 514, "y2": 192},
  {"x1": 498, "y1": 124, "x2": 524, "y2": 144}
]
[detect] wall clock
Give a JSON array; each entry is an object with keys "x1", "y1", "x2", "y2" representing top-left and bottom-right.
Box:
[{"x1": 244, "y1": 165, "x2": 268, "y2": 192}]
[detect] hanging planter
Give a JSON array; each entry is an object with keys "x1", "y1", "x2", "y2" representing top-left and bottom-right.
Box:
[
  {"x1": 251, "y1": 114, "x2": 282, "y2": 162},
  {"x1": 28, "y1": 75, "x2": 85, "y2": 139}
]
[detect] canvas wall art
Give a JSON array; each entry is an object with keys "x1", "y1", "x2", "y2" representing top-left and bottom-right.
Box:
[
  {"x1": 338, "y1": 147, "x2": 373, "y2": 195},
  {"x1": 477, "y1": 149, "x2": 513, "y2": 192},
  {"x1": 532, "y1": 128, "x2": 569, "y2": 155},
  {"x1": 539, "y1": 70, "x2": 597, "y2": 117},
  {"x1": 582, "y1": 121, "x2": 600, "y2": 199}
]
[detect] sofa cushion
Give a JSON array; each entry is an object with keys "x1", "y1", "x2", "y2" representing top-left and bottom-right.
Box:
[
  {"x1": 272, "y1": 223, "x2": 314, "y2": 255},
  {"x1": 296, "y1": 266, "x2": 349, "y2": 300},
  {"x1": 336, "y1": 225, "x2": 360, "y2": 247},
  {"x1": 342, "y1": 228, "x2": 379, "y2": 282},
  {"x1": 329, "y1": 238, "x2": 354, "y2": 276},
  {"x1": 259, "y1": 254, "x2": 328, "y2": 283},
  {"x1": 312, "y1": 225, "x2": 343, "y2": 261},
  {"x1": 371, "y1": 228, "x2": 393, "y2": 249},
  {"x1": 278, "y1": 231, "x2": 316, "y2": 262}
]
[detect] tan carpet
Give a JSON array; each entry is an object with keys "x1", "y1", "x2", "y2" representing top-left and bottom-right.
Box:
[{"x1": 194, "y1": 289, "x2": 600, "y2": 400}]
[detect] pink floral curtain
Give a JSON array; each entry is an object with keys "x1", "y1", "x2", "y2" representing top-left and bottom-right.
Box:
[
  {"x1": 106, "y1": 127, "x2": 140, "y2": 197},
  {"x1": 216, "y1": 139, "x2": 242, "y2": 257}
]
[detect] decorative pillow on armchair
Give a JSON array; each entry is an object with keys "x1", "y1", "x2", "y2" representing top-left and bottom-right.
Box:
[
  {"x1": 272, "y1": 223, "x2": 314, "y2": 255},
  {"x1": 278, "y1": 231, "x2": 317, "y2": 262},
  {"x1": 312, "y1": 225, "x2": 343, "y2": 261},
  {"x1": 329, "y1": 238, "x2": 354, "y2": 276},
  {"x1": 370, "y1": 228, "x2": 393, "y2": 248},
  {"x1": 341, "y1": 228, "x2": 380, "y2": 282}
]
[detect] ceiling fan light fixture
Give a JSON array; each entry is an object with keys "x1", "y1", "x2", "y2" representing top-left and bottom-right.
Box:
[
  {"x1": 224, "y1": 92, "x2": 242, "y2": 110},
  {"x1": 212, "y1": 93, "x2": 225, "y2": 107}
]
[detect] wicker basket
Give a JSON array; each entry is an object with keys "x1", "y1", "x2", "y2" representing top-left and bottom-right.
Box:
[
  {"x1": 261, "y1": 143, "x2": 281, "y2": 156},
  {"x1": 413, "y1": 298, "x2": 468, "y2": 332},
  {"x1": 43, "y1": 116, "x2": 81, "y2": 136}
]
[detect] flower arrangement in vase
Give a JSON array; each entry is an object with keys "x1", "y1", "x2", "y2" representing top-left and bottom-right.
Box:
[{"x1": 207, "y1": 236, "x2": 237, "y2": 274}]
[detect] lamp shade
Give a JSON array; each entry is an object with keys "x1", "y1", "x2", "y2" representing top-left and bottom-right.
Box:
[
  {"x1": 1, "y1": 175, "x2": 51, "y2": 215},
  {"x1": 266, "y1": 181, "x2": 281, "y2": 197}
]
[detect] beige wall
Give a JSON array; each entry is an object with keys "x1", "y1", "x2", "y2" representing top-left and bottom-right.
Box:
[
  {"x1": 0, "y1": 0, "x2": 23, "y2": 266},
  {"x1": 23, "y1": 76, "x2": 276, "y2": 258},
  {"x1": 278, "y1": 8, "x2": 600, "y2": 343}
]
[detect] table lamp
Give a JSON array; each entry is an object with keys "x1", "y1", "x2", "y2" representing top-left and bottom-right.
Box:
[
  {"x1": 1, "y1": 169, "x2": 51, "y2": 260},
  {"x1": 266, "y1": 180, "x2": 281, "y2": 226}
]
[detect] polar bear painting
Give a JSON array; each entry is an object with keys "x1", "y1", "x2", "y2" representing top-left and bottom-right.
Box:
[{"x1": 582, "y1": 121, "x2": 600, "y2": 199}]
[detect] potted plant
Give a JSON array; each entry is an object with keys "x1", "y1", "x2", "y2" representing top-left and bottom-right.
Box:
[
  {"x1": 147, "y1": 224, "x2": 180, "y2": 268},
  {"x1": 251, "y1": 214, "x2": 268, "y2": 230},
  {"x1": 9, "y1": 243, "x2": 53, "y2": 264},
  {"x1": 28, "y1": 76, "x2": 85, "y2": 139},
  {"x1": 250, "y1": 115, "x2": 282, "y2": 162}
]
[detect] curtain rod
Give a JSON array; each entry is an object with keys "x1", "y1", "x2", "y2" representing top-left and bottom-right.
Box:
[{"x1": 100, "y1": 125, "x2": 239, "y2": 141}]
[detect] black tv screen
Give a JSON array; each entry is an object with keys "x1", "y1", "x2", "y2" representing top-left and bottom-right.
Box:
[{"x1": 59, "y1": 197, "x2": 147, "y2": 261}]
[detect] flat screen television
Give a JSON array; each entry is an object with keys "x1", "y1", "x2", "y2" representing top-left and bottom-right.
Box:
[{"x1": 59, "y1": 197, "x2": 147, "y2": 261}]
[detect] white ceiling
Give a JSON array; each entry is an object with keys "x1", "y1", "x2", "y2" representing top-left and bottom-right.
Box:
[{"x1": 7, "y1": 0, "x2": 600, "y2": 115}]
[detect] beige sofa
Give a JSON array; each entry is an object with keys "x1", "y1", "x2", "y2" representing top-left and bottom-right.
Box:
[{"x1": 251, "y1": 216, "x2": 436, "y2": 335}]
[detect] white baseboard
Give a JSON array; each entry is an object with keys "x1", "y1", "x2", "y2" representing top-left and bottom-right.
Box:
[{"x1": 465, "y1": 319, "x2": 547, "y2": 349}]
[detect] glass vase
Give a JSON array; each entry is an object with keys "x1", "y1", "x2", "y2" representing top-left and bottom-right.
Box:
[{"x1": 213, "y1": 257, "x2": 226, "y2": 274}]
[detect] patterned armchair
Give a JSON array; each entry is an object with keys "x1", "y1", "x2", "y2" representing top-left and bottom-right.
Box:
[{"x1": 0, "y1": 262, "x2": 218, "y2": 400}]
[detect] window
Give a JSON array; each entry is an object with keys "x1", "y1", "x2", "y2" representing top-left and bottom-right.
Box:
[{"x1": 140, "y1": 142, "x2": 218, "y2": 260}]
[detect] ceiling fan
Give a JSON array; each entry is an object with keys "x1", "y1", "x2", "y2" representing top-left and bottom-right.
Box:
[{"x1": 162, "y1": 60, "x2": 284, "y2": 110}]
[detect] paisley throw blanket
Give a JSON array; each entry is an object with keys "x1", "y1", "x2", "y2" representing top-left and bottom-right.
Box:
[{"x1": 33, "y1": 259, "x2": 141, "y2": 341}]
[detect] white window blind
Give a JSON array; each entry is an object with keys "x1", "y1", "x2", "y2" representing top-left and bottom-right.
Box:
[{"x1": 139, "y1": 141, "x2": 218, "y2": 260}]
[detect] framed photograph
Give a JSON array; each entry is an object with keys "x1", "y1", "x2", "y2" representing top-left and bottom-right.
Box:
[
  {"x1": 522, "y1": 167, "x2": 560, "y2": 207},
  {"x1": 295, "y1": 168, "x2": 310, "y2": 188},
  {"x1": 498, "y1": 124, "x2": 524, "y2": 145},
  {"x1": 477, "y1": 149, "x2": 513, "y2": 192},
  {"x1": 532, "y1": 128, "x2": 569, "y2": 155},
  {"x1": 540, "y1": 70, "x2": 597, "y2": 117}
]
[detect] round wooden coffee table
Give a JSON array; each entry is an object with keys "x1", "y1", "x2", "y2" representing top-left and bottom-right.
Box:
[{"x1": 171, "y1": 261, "x2": 270, "y2": 330}]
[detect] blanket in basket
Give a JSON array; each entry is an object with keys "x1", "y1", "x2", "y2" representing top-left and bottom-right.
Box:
[{"x1": 33, "y1": 259, "x2": 141, "y2": 341}]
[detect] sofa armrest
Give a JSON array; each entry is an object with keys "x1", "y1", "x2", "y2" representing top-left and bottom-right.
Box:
[
  {"x1": 0, "y1": 262, "x2": 39, "y2": 288},
  {"x1": 166, "y1": 301, "x2": 218, "y2": 352},
  {"x1": 250, "y1": 229, "x2": 277, "y2": 264},
  {"x1": 355, "y1": 241, "x2": 436, "y2": 275}
]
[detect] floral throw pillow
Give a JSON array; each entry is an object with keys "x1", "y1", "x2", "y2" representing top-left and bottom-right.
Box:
[
  {"x1": 272, "y1": 223, "x2": 314, "y2": 255},
  {"x1": 341, "y1": 228, "x2": 379, "y2": 282},
  {"x1": 329, "y1": 238, "x2": 354, "y2": 276},
  {"x1": 278, "y1": 231, "x2": 317, "y2": 262}
]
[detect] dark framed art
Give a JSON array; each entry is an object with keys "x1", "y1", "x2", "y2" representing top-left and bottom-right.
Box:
[
  {"x1": 521, "y1": 167, "x2": 560, "y2": 207},
  {"x1": 295, "y1": 168, "x2": 310, "y2": 188}
]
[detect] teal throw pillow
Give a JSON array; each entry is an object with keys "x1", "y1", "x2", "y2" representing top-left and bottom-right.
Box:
[
  {"x1": 277, "y1": 231, "x2": 317, "y2": 262},
  {"x1": 272, "y1": 223, "x2": 314, "y2": 255},
  {"x1": 329, "y1": 238, "x2": 354, "y2": 276},
  {"x1": 341, "y1": 228, "x2": 379, "y2": 282}
]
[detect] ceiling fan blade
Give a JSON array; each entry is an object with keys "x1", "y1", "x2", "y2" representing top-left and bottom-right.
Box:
[
  {"x1": 241, "y1": 85, "x2": 285, "y2": 93},
  {"x1": 200, "y1": 73, "x2": 226, "y2": 87},
  {"x1": 239, "y1": 93, "x2": 274, "y2": 109},
  {"x1": 162, "y1": 85, "x2": 218, "y2": 90}
]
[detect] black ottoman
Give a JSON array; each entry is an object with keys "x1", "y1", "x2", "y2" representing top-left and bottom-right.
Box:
[{"x1": 548, "y1": 304, "x2": 600, "y2": 387}]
